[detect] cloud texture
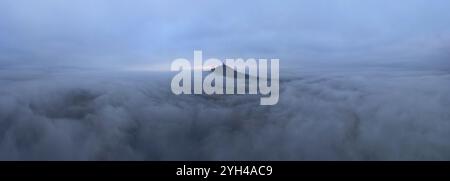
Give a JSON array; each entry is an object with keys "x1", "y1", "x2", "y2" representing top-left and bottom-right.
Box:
[{"x1": 0, "y1": 68, "x2": 449, "y2": 160}]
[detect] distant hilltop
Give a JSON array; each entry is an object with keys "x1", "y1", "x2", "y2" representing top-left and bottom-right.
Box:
[{"x1": 208, "y1": 63, "x2": 260, "y2": 81}]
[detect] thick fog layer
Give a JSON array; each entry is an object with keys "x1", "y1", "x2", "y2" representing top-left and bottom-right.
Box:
[
  {"x1": 0, "y1": 68, "x2": 449, "y2": 160},
  {"x1": 1, "y1": 0, "x2": 450, "y2": 160}
]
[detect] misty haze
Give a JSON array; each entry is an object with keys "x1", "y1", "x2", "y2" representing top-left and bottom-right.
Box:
[{"x1": 0, "y1": 0, "x2": 450, "y2": 160}]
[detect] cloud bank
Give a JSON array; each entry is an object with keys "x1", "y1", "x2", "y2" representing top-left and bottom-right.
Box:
[
  {"x1": 0, "y1": 68, "x2": 449, "y2": 160},
  {"x1": 1, "y1": 0, "x2": 450, "y2": 160}
]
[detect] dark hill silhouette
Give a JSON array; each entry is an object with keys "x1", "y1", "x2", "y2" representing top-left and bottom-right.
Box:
[{"x1": 209, "y1": 63, "x2": 259, "y2": 80}]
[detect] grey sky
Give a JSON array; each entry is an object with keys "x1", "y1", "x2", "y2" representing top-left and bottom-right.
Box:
[{"x1": 1, "y1": 0, "x2": 450, "y2": 69}]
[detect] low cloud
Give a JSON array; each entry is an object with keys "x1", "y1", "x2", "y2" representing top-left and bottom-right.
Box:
[{"x1": 0, "y1": 68, "x2": 449, "y2": 160}]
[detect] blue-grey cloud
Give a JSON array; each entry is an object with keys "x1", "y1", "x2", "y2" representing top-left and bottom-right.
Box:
[
  {"x1": 1, "y1": 1, "x2": 450, "y2": 160},
  {"x1": 1, "y1": 0, "x2": 450, "y2": 69},
  {"x1": 1, "y1": 68, "x2": 450, "y2": 160}
]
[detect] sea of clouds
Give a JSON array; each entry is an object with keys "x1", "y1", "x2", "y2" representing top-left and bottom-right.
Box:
[{"x1": 0, "y1": 67, "x2": 449, "y2": 160}]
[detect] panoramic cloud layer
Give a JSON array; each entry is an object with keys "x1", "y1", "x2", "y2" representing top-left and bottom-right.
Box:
[
  {"x1": 0, "y1": 0, "x2": 449, "y2": 160},
  {"x1": 0, "y1": 69, "x2": 449, "y2": 160}
]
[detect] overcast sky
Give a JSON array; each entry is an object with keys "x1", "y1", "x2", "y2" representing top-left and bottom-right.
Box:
[{"x1": 1, "y1": 0, "x2": 450, "y2": 70}]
